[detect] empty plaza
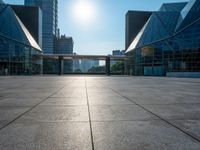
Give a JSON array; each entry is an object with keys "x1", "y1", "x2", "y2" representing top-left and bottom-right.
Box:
[{"x1": 0, "y1": 76, "x2": 200, "y2": 149}]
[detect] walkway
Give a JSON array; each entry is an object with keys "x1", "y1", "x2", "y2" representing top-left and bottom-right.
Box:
[{"x1": 0, "y1": 76, "x2": 200, "y2": 149}]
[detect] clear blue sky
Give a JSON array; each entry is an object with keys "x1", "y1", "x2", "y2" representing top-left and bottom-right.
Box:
[{"x1": 4, "y1": 0, "x2": 188, "y2": 55}]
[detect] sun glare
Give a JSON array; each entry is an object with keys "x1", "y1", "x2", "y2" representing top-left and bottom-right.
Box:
[{"x1": 72, "y1": 0, "x2": 96, "y2": 25}]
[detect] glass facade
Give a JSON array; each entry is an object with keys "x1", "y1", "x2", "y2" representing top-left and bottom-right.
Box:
[
  {"x1": 43, "y1": 59, "x2": 103, "y2": 74},
  {"x1": 42, "y1": 56, "x2": 125, "y2": 75},
  {"x1": 126, "y1": 0, "x2": 200, "y2": 76},
  {"x1": 0, "y1": 35, "x2": 42, "y2": 75},
  {"x1": 24, "y1": 0, "x2": 58, "y2": 54},
  {"x1": 0, "y1": 4, "x2": 42, "y2": 75}
]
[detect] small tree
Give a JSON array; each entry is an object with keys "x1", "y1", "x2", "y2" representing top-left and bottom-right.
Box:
[{"x1": 111, "y1": 61, "x2": 124, "y2": 73}]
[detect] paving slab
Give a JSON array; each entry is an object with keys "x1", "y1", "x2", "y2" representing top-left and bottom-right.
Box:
[
  {"x1": 40, "y1": 97, "x2": 87, "y2": 106},
  {"x1": 88, "y1": 96, "x2": 132, "y2": 105},
  {"x1": 92, "y1": 121, "x2": 200, "y2": 150},
  {"x1": 127, "y1": 93, "x2": 200, "y2": 105},
  {"x1": 0, "y1": 91, "x2": 53, "y2": 98},
  {"x1": 0, "y1": 107, "x2": 30, "y2": 128},
  {"x1": 169, "y1": 119, "x2": 200, "y2": 140},
  {"x1": 0, "y1": 76, "x2": 200, "y2": 150},
  {"x1": 144, "y1": 104, "x2": 200, "y2": 120},
  {"x1": 51, "y1": 92, "x2": 87, "y2": 98},
  {"x1": 0, "y1": 98, "x2": 42, "y2": 107},
  {"x1": 90, "y1": 105, "x2": 158, "y2": 121},
  {"x1": 88, "y1": 92, "x2": 120, "y2": 97},
  {"x1": 0, "y1": 122, "x2": 92, "y2": 150},
  {"x1": 17, "y1": 106, "x2": 89, "y2": 122}
]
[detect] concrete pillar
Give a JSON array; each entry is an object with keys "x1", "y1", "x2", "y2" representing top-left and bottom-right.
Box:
[
  {"x1": 106, "y1": 57, "x2": 110, "y2": 76},
  {"x1": 58, "y1": 56, "x2": 64, "y2": 75}
]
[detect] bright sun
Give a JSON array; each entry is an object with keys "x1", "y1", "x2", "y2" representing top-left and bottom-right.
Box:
[{"x1": 72, "y1": 0, "x2": 96, "y2": 25}]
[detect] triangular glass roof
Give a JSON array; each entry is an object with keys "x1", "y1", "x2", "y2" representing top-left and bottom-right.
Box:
[
  {"x1": 174, "y1": 17, "x2": 200, "y2": 50},
  {"x1": 126, "y1": 20, "x2": 148, "y2": 53},
  {"x1": 126, "y1": 10, "x2": 179, "y2": 52},
  {"x1": 175, "y1": 0, "x2": 200, "y2": 32},
  {"x1": 159, "y1": 2, "x2": 188, "y2": 12},
  {"x1": 0, "y1": 4, "x2": 41, "y2": 51}
]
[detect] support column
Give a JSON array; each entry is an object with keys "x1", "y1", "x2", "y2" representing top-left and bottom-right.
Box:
[
  {"x1": 106, "y1": 57, "x2": 110, "y2": 76},
  {"x1": 40, "y1": 57, "x2": 43, "y2": 75},
  {"x1": 58, "y1": 56, "x2": 64, "y2": 75}
]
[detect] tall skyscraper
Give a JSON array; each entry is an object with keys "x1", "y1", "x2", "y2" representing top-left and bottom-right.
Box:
[{"x1": 24, "y1": 0, "x2": 58, "y2": 54}]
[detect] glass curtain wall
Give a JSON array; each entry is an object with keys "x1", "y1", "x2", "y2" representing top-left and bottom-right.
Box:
[
  {"x1": 0, "y1": 35, "x2": 42, "y2": 75},
  {"x1": 132, "y1": 18, "x2": 200, "y2": 76},
  {"x1": 43, "y1": 58, "x2": 127, "y2": 75}
]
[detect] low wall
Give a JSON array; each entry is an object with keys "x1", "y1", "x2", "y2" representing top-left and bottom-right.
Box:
[{"x1": 167, "y1": 72, "x2": 200, "y2": 78}]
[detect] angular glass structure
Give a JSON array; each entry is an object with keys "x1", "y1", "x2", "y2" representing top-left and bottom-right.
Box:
[
  {"x1": 126, "y1": 0, "x2": 200, "y2": 77},
  {"x1": 0, "y1": 3, "x2": 42, "y2": 75}
]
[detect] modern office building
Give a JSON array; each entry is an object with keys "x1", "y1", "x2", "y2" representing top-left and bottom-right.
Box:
[
  {"x1": 125, "y1": 10, "x2": 152, "y2": 50},
  {"x1": 10, "y1": 5, "x2": 42, "y2": 47},
  {"x1": 24, "y1": 0, "x2": 58, "y2": 54},
  {"x1": 55, "y1": 35, "x2": 74, "y2": 54},
  {"x1": 0, "y1": 3, "x2": 42, "y2": 75},
  {"x1": 126, "y1": 0, "x2": 200, "y2": 77}
]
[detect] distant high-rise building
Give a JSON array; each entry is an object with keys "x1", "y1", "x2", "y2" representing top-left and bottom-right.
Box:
[
  {"x1": 55, "y1": 35, "x2": 74, "y2": 54},
  {"x1": 55, "y1": 35, "x2": 74, "y2": 73},
  {"x1": 125, "y1": 11, "x2": 152, "y2": 50},
  {"x1": 80, "y1": 60, "x2": 99, "y2": 72},
  {"x1": 24, "y1": 0, "x2": 58, "y2": 54},
  {"x1": 112, "y1": 50, "x2": 125, "y2": 56}
]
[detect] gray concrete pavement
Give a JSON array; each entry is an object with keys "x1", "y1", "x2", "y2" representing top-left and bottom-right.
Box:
[{"x1": 0, "y1": 76, "x2": 200, "y2": 150}]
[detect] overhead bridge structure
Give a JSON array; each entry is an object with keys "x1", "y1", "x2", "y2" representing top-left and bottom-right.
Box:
[{"x1": 36, "y1": 54, "x2": 128, "y2": 75}]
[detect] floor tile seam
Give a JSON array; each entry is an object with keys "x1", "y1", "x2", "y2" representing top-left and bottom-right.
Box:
[
  {"x1": 97, "y1": 80, "x2": 200, "y2": 144},
  {"x1": 0, "y1": 84, "x2": 68, "y2": 131},
  {"x1": 85, "y1": 78, "x2": 95, "y2": 150},
  {"x1": 121, "y1": 94, "x2": 200, "y2": 143}
]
